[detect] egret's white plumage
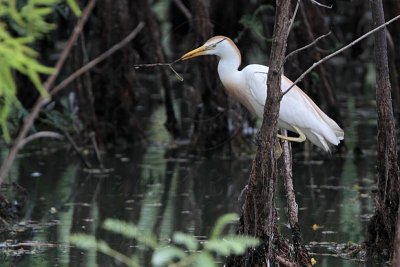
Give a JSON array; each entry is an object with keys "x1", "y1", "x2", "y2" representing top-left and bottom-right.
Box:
[{"x1": 180, "y1": 36, "x2": 344, "y2": 151}]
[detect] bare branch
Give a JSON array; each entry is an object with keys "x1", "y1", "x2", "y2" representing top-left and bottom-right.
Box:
[
  {"x1": 281, "y1": 14, "x2": 400, "y2": 98},
  {"x1": 44, "y1": 0, "x2": 98, "y2": 93},
  {"x1": 51, "y1": 22, "x2": 145, "y2": 96},
  {"x1": 287, "y1": 0, "x2": 301, "y2": 37},
  {"x1": 284, "y1": 31, "x2": 331, "y2": 64},
  {"x1": 19, "y1": 131, "x2": 64, "y2": 148},
  {"x1": 310, "y1": 0, "x2": 332, "y2": 9}
]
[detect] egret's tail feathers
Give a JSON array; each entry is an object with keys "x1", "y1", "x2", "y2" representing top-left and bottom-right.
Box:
[
  {"x1": 301, "y1": 128, "x2": 331, "y2": 152},
  {"x1": 300, "y1": 125, "x2": 344, "y2": 152}
]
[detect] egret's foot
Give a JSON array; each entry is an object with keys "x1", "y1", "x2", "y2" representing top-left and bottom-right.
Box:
[
  {"x1": 275, "y1": 142, "x2": 283, "y2": 158},
  {"x1": 277, "y1": 125, "x2": 306, "y2": 143}
]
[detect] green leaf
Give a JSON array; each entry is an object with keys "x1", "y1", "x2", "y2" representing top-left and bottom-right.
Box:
[
  {"x1": 204, "y1": 235, "x2": 259, "y2": 256},
  {"x1": 66, "y1": 0, "x2": 82, "y2": 16},
  {"x1": 210, "y1": 213, "x2": 238, "y2": 239},
  {"x1": 204, "y1": 240, "x2": 231, "y2": 256},
  {"x1": 222, "y1": 236, "x2": 259, "y2": 255},
  {"x1": 103, "y1": 219, "x2": 158, "y2": 249},
  {"x1": 173, "y1": 232, "x2": 198, "y2": 251},
  {"x1": 193, "y1": 252, "x2": 217, "y2": 267},
  {"x1": 151, "y1": 246, "x2": 186, "y2": 266},
  {"x1": 69, "y1": 234, "x2": 98, "y2": 250}
]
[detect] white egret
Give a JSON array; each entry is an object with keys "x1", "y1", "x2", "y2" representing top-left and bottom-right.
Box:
[{"x1": 180, "y1": 36, "x2": 344, "y2": 152}]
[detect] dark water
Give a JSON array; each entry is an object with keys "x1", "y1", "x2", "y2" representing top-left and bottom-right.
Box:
[{"x1": 0, "y1": 90, "x2": 377, "y2": 266}]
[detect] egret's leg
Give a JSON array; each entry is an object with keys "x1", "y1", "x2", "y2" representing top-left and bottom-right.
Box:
[{"x1": 277, "y1": 126, "x2": 306, "y2": 143}]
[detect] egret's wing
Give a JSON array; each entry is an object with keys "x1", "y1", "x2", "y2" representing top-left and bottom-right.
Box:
[
  {"x1": 243, "y1": 65, "x2": 342, "y2": 147},
  {"x1": 242, "y1": 64, "x2": 269, "y2": 115},
  {"x1": 279, "y1": 77, "x2": 341, "y2": 145}
]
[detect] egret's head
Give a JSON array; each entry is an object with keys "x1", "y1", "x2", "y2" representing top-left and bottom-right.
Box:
[{"x1": 180, "y1": 36, "x2": 239, "y2": 61}]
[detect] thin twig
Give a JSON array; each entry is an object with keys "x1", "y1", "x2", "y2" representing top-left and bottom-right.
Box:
[
  {"x1": 310, "y1": 0, "x2": 332, "y2": 9},
  {"x1": 134, "y1": 60, "x2": 184, "y2": 82},
  {"x1": 0, "y1": 0, "x2": 97, "y2": 185},
  {"x1": 172, "y1": 0, "x2": 192, "y2": 21},
  {"x1": 51, "y1": 22, "x2": 145, "y2": 96},
  {"x1": 90, "y1": 132, "x2": 103, "y2": 168},
  {"x1": 284, "y1": 31, "x2": 331, "y2": 64},
  {"x1": 287, "y1": 0, "x2": 301, "y2": 38},
  {"x1": 19, "y1": 131, "x2": 64, "y2": 148},
  {"x1": 44, "y1": 0, "x2": 97, "y2": 93},
  {"x1": 63, "y1": 131, "x2": 92, "y2": 168},
  {"x1": 281, "y1": 14, "x2": 400, "y2": 98}
]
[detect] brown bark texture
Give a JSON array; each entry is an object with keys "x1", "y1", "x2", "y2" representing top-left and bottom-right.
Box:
[
  {"x1": 367, "y1": 0, "x2": 400, "y2": 262},
  {"x1": 281, "y1": 132, "x2": 310, "y2": 266},
  {"x1": 227, "y1": 0, "x2": 292, "y2": 266}
]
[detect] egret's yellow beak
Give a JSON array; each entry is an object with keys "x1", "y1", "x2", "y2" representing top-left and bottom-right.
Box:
[{"x1": 180, "y1": 46, "x2": 207, "y2": 61}]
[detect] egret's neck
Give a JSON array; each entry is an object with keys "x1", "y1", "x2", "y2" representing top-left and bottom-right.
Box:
[{"x1": 217, "y1": 50, "x2": 241, "y2": 82}]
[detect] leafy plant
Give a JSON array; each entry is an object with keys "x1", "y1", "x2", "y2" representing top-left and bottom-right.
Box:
[
  {"x1": 238, "y1": 4, "x2": 274, "y2": 41},
  {"x1": 69, "y1": 213, "x2": 260, "y2": 267},
  {"x1": 0, "y1": 0, "x2": 81, "y2": 142}
]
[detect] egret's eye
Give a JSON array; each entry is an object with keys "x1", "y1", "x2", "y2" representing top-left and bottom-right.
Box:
[{"x1": 207, "y1": 38, "x2": 227, "y2": 49}]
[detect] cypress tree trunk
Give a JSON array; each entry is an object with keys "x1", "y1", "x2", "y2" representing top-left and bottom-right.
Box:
[
  {"x1": 367, "y1": 0, "x2": 400, "y2": 261},
  {"x1": 227, "y1": 1, "x2": 293, "y2": 265}
]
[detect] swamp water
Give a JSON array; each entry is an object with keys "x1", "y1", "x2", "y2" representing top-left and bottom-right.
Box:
[{"x1": 0, "y1": 92, "x2": 377, "y2": 267}]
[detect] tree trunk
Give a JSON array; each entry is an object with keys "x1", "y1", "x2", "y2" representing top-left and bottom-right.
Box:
[
  {"x1": 393, "y1": 215, "x2": 400, "y2": 266},
  {"x1": 367, "y1": 0, "x2": 400, "y2": 262},
  {"x1": 227, "y1": 0, "x2": 293, "y2": 266},
  {"x1": 188, "y1": 0, "x2": 230, "y2": 153},
  {"x1": 281, "y1": 130, "x2": 310, "y2": 266},
  {"x1": 383, "y1": 0, "x2": 400, "y2": 120}
]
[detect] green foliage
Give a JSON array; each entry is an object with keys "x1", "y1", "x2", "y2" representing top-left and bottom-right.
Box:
[
  {"x1": 238, "y1": 4, "x2": 274, "y2": 41},
  {"x1": 40, "y1": 96, "x2": 83, "y2": 135},
  {"x1": 103, "y1": 218, "x2": 158, "y2": 249},
  {"x1": 69, "y1": 234, "x2": 138, "y2": 267},
  {"x1": 0, "y1": 0, "x2": 81, "y2": 142},
  {"x1": 69, "y1": 213, "x2": 260, "y2": 267}
]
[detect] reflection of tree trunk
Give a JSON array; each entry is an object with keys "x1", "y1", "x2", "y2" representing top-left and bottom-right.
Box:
[
  {"x1": 367, "y1": 0, "x2": 400, "y2": 261},
  {"x1": 227, "y1": 1, "x2": 293, "y2": 266},
  {"x1": 69, "y1": 172, "x2": 101, "y2": 267}
]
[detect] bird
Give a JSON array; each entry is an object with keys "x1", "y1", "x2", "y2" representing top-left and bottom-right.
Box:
[{"x1": 179, "y1": 36, "x2": 344, "y2": 152}]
